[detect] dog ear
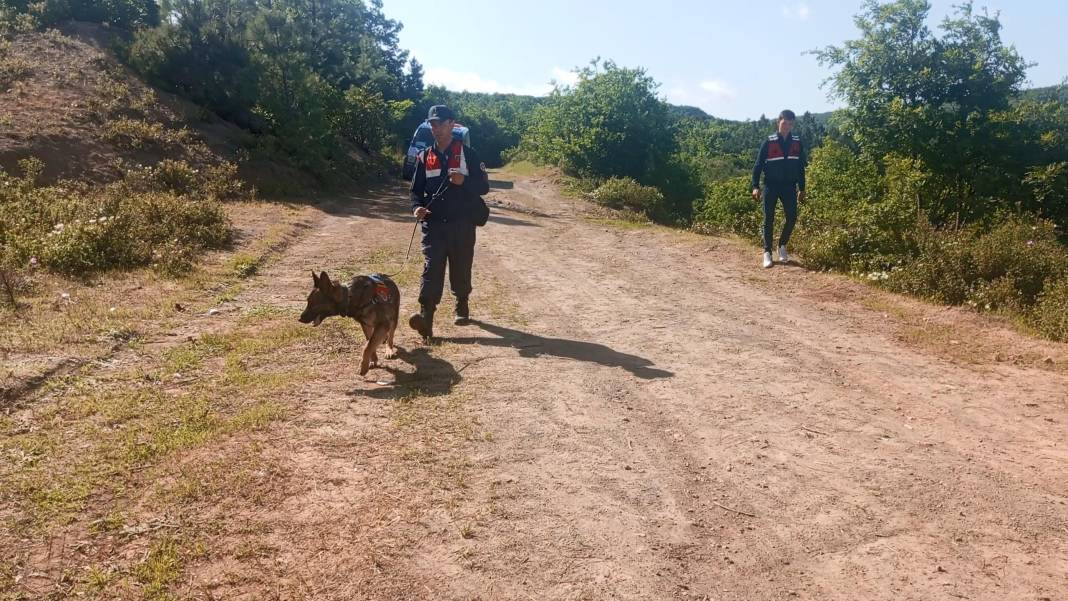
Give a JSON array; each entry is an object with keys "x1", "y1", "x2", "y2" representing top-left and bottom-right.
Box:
[
  {"x1": 311, "y1": 271, "x2": 319, "y2": 286},
  {"x1": 317, "y1": 271, "x2": 332, "y2": 290}
]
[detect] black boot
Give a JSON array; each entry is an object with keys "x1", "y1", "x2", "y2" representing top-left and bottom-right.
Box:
[
  {"x1": 408, "y1": 305, "x2": 435, "y2": 340},
  {"x1": 454, "y1": 297, "x2": 470, "y2": 326}
]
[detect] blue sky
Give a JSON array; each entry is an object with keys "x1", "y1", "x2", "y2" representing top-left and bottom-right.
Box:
[{"x1": 380, "y1": 0, "x2": 1068, "y2": 121}]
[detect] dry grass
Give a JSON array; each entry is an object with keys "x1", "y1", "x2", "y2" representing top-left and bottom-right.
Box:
[
  {"x1": 0, "y1": 195, "x2": 518, "y2": 598},
  {"x1": 859, "y1": 293, "x2": 1067, "y2": 373},
  {"x1": 498, "y1": 161, "x2": 545, "y2": 177}
]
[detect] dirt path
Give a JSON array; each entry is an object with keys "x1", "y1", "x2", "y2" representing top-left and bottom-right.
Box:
[
  {"x1": 427, "y1": 174, "x2": 1068, "y2": 600},
  {"x1": 205, "y1": 172, "x2": 1068, "y2": 600},
  {"x1": 5, "y1": 173, "x2": 1067, "y2": 600}
]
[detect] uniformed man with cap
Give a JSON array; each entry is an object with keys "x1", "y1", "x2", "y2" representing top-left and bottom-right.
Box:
[
  {"x1": 751, "y1": 109, "x2": 808, "y2": 268},
  {"x1": 408, "y1": 105, "x2": 490, "y2": 340}
]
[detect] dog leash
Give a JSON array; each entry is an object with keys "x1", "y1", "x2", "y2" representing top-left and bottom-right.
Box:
[{"x1": 384, "y1": 175, "x2": 449, "y2": 279}]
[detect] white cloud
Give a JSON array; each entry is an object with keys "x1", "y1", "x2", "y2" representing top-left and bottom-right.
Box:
[
  {"x1": 781, "y1": 2, "x2": 811, "y2": 20},
  {"x1": 423, "y1": 66, "x2": 580, "y2": 96},
  {"x1": 423, "y1": 67, "x2": 551, "y2": 96},
  {"x1": 699, "y1": 79, "x2": 737, "y2": 100},
  {"x1": 551, "y1": 66, "x2": 580, "y2": 88}
]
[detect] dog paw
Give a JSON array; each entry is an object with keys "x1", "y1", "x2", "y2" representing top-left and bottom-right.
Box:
[{"x1": 383, "y1": 347, "x2": 398, "y2": 359}]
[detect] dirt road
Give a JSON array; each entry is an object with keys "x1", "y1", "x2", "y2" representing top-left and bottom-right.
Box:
[{"x1": 6, "y1": 171, "x2": 1068, "y2": 600}]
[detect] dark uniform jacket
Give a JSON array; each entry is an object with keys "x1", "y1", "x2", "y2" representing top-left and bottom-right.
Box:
[
  {"x1": 751, "y1": 133, "x2": 807, "y2": 190},
  {"x1": 409, "y1": 141, "x2": 490, "y2": 223}
]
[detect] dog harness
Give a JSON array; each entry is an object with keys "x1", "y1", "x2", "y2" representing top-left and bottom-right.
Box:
[
  {"x1": 368, "y1": 274, "x2": 393, "y2": 304},
  {"x1": 340, "y1": 274, "x2": 394, "y2": 318}
]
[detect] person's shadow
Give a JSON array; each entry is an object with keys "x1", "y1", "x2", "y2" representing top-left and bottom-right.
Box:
[{"x1": 446, "y1": 320, "x2": 673, "y2": 380}]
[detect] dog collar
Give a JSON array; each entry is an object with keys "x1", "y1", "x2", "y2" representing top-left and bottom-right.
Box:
[{"x1": 338, "y1": 284, "x2": 353, "y2": 318}]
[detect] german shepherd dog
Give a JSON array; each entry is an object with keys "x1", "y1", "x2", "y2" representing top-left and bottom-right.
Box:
[{"x1": 298, "y1": 271, "x2": 400, "y2": 376}]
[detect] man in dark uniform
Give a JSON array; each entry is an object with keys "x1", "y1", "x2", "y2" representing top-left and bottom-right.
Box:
[
  {"x1": 751, "y1": 109, "x2": 807, "y2": 268},
  {"x1": 409, "y1": 105, "x2": 490, "y2": 340}
]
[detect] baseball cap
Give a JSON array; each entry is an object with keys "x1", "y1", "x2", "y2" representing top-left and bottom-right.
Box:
[{"x1": 427, "y1": 105, "x2": 455, "y2": 122}]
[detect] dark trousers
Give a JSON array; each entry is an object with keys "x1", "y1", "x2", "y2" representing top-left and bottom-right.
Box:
[
  {"x1": 762, "y1": 184, "x2": 798, "y2": 253},
  {"x1": 418, "y1": 220, "x2": 476, "y2": 309}
]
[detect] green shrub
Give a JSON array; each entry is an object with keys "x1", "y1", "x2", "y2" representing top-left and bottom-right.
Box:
[
  {"x1": 201, "y1": 162, "x2": 250, "y2": 201},
  {"x1": 885, "y1": 215, "x2": 1068, "y2": 310},
  {"x1": 884, "y1": 224, "x2": 976, "y2": 304},
  {"x1": 787, "y1": 144, "x2": 920, "y2": 273},
  {"x1": 1030, "y1": 276, "x2": 1068, "y2": 341},
  {"x1": 102, "y1": 118, "x2": 190, "y2": 150},
  {"x1": 122, "y1": 159, "x2": 250, "y2": 201},
  {"x1": 1, "y1": 158, "x2": 233, "y2": 276},
  {"x1": 0, "y1": 39, "x2": 31, "y2": 91},
  {"x1": 692, "y1": 175, "x2": 759, "y2": 237},
  {"x1": 968, "y1": 216, "x2": 1066, "y2": 308},
  {"x1": 590, "y1": 177, "x2": 664, "y2": 216}
]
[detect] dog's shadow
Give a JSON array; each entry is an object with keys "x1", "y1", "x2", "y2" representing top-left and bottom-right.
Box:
[
  {"x1": 351, "y1": 346, "x2": 461, "y2": 399},
  {"x1": 349, "y1": 320, "x2": 672, "y2": 400},
  {"x1": 446, "y1": 320, "x2": 673, "y2": 380}
]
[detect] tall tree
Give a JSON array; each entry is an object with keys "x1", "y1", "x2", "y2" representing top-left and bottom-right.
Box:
[{"x1": 814, "y1": 0, "x2": 1032, "y2": 221}]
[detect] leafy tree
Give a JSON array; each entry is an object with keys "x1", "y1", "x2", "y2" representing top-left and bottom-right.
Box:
[
  {"x1": 125, "y1": 0, "x2": 424, "y2": 175},
  {"x1": 814, "y1": 0, "x2": 1036, "y2": 222},
  {"x1": 521, "y1": 60, "x2": 675, "y2": 182}
]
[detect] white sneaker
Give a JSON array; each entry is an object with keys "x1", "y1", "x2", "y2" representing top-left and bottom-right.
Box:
[
  {"x1": 778, "y1": 245, "x2": 790, "y2": 263},
  {"x1": 762, "y1": 252, "x2": 773, "y2": 268}
]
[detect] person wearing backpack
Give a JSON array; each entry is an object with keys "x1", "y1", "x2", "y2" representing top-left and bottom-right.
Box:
[{"x1": 409, "y1": 105, "x2": 491, "y2": 340}]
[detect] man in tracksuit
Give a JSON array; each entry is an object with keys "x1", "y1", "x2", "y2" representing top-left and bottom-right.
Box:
[
  {"x1": 751, "y1": 109, "x2": 807, "y2": 268},
  {"x1": 409, "y1": 105, "x2": 489, "y2": 340}
]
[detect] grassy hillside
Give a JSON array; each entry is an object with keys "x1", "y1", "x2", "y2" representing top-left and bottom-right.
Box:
[{"x1": 0, "y1": 24, "x2": 319, "y2": 191}]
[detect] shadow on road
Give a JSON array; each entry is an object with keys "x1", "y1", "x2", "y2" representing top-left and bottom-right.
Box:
[{"x1": 446, "y1": 320, "x2": 673, "y2": 380}]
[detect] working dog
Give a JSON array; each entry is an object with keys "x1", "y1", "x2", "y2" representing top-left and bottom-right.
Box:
[{"x1": 298, "y1": 271, "x2": 400, "y2": 376}]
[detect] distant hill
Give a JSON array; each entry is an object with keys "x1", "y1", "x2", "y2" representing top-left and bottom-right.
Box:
[{"x1": 1022, "y1": 84, "x2": 1068, "y2": 104}]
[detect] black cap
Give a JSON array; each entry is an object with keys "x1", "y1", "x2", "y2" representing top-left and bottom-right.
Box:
[{"x1": 427, "y1": 105, "x2": 455, "y2": 122}]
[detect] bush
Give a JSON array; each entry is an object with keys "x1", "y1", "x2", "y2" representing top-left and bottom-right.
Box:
[
  {"x1": 521, "y1": 61, "x2": 673, "y2": 182},
  {"x1": 0, "y1": 39, "x2": 31, "y2": 91},
  {"x1": 968, "y1": 216, "x2": 1066, "y2": 308},
  {"x1": 122, "y1": 160, "x2": 250, "y2": 201},
  {"x1": 692, "y1": 175, "x2": 759, "y2": 237},
  {"x1": 590, "y1": 177, "x2": 664, "y2": 216},
  {"x1": 885, "y1": 215, "x2": 1068, "y2": 311},
  {"x1": 1, "y1": 158, "x2": 234, "y2": 276},
  {"x1": 102, "y1": 118, "x2": 191, "y2": 150},
  {"x1": 787, "y1": 143, "x2": 920, "y2": 273},
  {"x1": 1030, "y1": 276, "x2": 1068, "y2": 341},
  {"x1": 883, "y1": 224, "x2": 976, "y2": 304}
]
